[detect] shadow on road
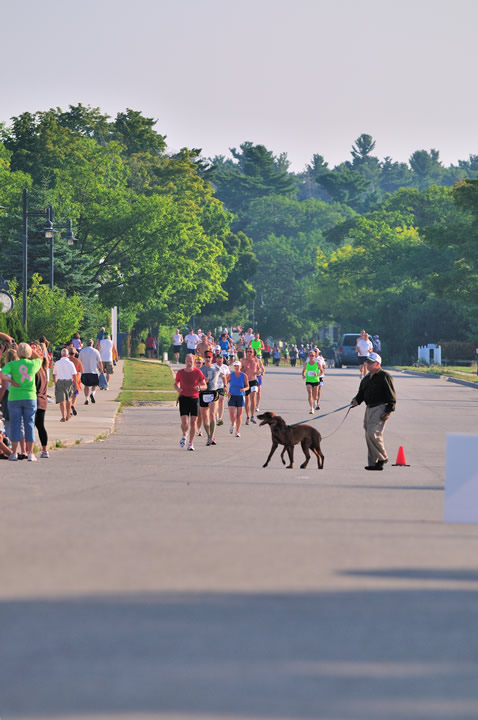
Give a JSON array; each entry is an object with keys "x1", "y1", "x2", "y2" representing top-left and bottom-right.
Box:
[{"x1": 2, "y1": 587, "x2": 478, "y2": 718}]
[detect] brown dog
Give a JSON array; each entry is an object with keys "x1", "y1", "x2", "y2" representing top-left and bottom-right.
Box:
[{"x1": 257, "y1": 411, "x2": 324, "y2": 469}]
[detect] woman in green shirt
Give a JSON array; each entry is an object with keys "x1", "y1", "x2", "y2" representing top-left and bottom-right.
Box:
[{"x1": 0, "y1": 342, "x2": 43, "y2": 462}]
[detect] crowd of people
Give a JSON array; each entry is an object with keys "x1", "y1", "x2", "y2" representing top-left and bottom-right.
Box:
[
  {"x1": 0, "y1": 328, "x2": 117, "y2": 461},
  {"x1": 171, "y1": 327, "x2": 334, "y2": 451},
  {"x1": 171, "y1": 326, "x2": 394, "y2": 469}
]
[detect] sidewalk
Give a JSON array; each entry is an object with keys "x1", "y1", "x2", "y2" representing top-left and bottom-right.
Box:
[{"x1": 43, "y1": 360, "x2": 123, "y2": 450}]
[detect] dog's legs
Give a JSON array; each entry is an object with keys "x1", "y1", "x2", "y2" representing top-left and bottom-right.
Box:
[
  {"x1": 263, "y1": 441, "x2": 279, "y2": 468},
  {"x1": 312, "y1": 445, "x2": 325, "y2": 469},
  {"x1": 280, "y1": 447, "x2": 287, "y2": 465},
  {"x1": 286, "y1": 446, "x2": 294, "y2": 469},
  {"x1": 300, "y1": 439, "x2": 311, "y2": 469}
]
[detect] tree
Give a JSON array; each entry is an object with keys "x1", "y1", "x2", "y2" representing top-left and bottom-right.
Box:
[{"x1": 409, "y1": 149, "x2": 443, "y2": 189}]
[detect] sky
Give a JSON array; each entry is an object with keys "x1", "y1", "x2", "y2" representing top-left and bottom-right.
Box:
[{"x1": 1, "y1": 0, "x2": 477, "y2": 172}]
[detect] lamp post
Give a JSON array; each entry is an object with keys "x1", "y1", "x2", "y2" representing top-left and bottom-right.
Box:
[
  {"x1": 42, "y1": 209, "x2": 78, "y2": 290},
  {"x1": 22, "y1": 188, "x2": 51, "y2": 329},
  {"x1": 22, "y1": 188, "x2": 78, "y2": 326}
]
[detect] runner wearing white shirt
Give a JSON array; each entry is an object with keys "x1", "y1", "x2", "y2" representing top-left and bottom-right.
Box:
[
  {"x1": 184, "y1": 329, "x2": 200, "y2": 356},
  {"x1": 172, "y1": 329, "x2": 183, "y2": 362},
  {"x1": 356, "y1": 331, "x2": 373, "y2": 378}
]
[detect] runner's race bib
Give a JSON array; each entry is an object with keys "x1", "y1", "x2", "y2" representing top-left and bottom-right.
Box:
[
  {"x1": 307, "y1": 371, "x2": 317, "y2": 377},
  {"x1": 202, "y1": 393, "x2": 215, "y2": 403}
]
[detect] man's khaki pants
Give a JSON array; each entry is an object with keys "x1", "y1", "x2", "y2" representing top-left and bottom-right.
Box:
[{"x1": 364, "y1": 404, "x2": 389, "y2": 465}]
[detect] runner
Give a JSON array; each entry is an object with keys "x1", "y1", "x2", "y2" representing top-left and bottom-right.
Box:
[
  {"x1": 302, "y1": 349, "x2": 324, "y2": 414},
  {"x1": 171, "y1": 328, "x2": 183, "y2": 363},
  {"x1": 214, "y1": 353, "x2": 230, "y2": 426},
  {"x1": 218, "y1": 332, "x2": 231, "y2": 363},
  {"x1": 174, "y1": 353, "x2": 206, "y2": 451},
  {"x1": 249, "y1": 332, "x2": 264, "y2": 359},
  {"x1": 227, "y1": 360, "x2": 249, "y2": 437},
  {"x1": 251, "y1": 348, "x2": 265, "y2": 413},
  {"x1": 241, "y1": 346, "x2": 262, "y2": 425},
  {"x1": 199, "y1": 351, "x2": 221, "y2": 446},
  {"x1": 184, "y1": 329, "x2": 200, "y2": 356}
]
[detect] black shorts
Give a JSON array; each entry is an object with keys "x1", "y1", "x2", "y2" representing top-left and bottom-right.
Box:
[
  {"x1": 179, "y1": 396, "x2": 199, "y2": 417},
  {"x1": 186, "y1": 348, "x2": 197, "y2": 355},
  {"x1": 358, "y1": 356, "x2": 368, "y2": 365},
  {"x1": 217, "y1": 388, "x2": 226, "y2": 397},
  {"x1": 245, "y1": 379, "x2": 258, "y2": 396},
  {"x1": 199, "y1": 390, "x2": 218, "y2": 408},
  {"x1": 81, "y1": 373, "x2": 99, "y2": 387},
  {"x1": 173, "y1": 345, "x2": 181, "y2": 354}
]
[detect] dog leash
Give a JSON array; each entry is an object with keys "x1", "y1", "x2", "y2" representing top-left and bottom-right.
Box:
[{"x1": 290, "y1": 404, "x2": 353, "y2": 439}]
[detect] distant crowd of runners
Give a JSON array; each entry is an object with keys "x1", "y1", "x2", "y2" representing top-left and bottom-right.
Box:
[{"x1": 171, "y1": 328, "x2": 329, "y2": 451}]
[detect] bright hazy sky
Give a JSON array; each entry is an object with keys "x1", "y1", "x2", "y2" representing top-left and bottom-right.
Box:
[{"x1": 1, "y1": 0, "x2": 477, "y2": 171}]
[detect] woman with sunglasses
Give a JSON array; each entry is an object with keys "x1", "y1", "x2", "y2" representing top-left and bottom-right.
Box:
[
  {"x1": 302, "y1": 349, "x2": 324, "y2": 414},
  {"x1": 199, "y1": 352, "x2": 221, "y2": 445},
  {"x1": 228, "y1": 361, "x2": 249, "y2": 437}
]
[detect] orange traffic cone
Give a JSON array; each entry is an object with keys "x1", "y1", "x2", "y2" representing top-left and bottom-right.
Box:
[{"x1": 392, "y1": 446, "x2": 409, "y2": 466}]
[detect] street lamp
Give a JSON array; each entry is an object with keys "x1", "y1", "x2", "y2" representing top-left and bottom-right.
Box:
[
  {"x1": 22, "y1": 188, "x2": 78, "y2": 326},
  {"x1": 22, "y1": 188, "x2": 50, "y2": 329},
  {"x1": 41, "y1": 208, "x2": 78, "y2": 289}
]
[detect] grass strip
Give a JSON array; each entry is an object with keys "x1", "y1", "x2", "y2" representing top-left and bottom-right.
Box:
[
  {"x1": 122, "y1": 358, "x2": 174, "y2": 390},
  {"x1": 395, "y1": 366, "x2": 478, "y2": 382},
  {"x1": 116, "y1": 391, "x2": 178, "y2": 406}
]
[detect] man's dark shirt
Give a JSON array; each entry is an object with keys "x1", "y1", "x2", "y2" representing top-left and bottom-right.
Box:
[{"x1": 353, "y1": 369, "x2": 396, "y2": 414}]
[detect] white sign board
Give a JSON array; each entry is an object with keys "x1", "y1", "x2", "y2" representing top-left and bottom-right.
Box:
[{"x1": 444, "y1": 434, "x2": 478, "y2": 523}]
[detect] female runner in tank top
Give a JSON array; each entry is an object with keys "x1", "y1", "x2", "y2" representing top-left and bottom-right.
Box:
[{"x1": 302, "y1": 349, "x2": 325, "y2": 414}]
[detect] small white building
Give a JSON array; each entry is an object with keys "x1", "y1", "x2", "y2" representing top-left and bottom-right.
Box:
[{"x1": 418, "y1": 344, "x2": 441, "y2": 365}]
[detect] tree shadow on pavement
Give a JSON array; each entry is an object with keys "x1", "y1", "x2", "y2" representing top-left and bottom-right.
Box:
[{"x1": 2, "y1": 587, "x2": 478, "y2": 719}]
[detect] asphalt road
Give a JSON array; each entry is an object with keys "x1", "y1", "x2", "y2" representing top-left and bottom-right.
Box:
[{"x1": 2, "y1": 366, "x2": 478, "y2": 720}]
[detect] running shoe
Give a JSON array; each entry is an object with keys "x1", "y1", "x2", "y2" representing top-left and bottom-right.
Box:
[
  {"x1": 217, "y1": 419, "x2": 224, "y2": 426},
  {"x1": 84, "y1": 399, "x2": 89, "y2": 405},
  {"x1": 90, "y1": 394, "x2": 96, "y2": 404},
  {"x1": 245, "y1": 418, "x2": 250, "y2": 425},
  {"x1": 250, "y1": 416, "x2": 257, "y2": 424},
  {"x1": 179, "y1": 435, "x2": 186, "y2": 448},
  {"x1": 27, "y1": 454, "x2": 37, "y2": 462},
  {"x1": 229, "y1": 424, "x2": 234, "y2": 434},
  {"x1": 187, "y1": 443, "x2": 195, "y2": 451},
  {"x1": 235, "y1": 431, "x2": 241, "y2": 437},
  {"x1": 40, "y1": 451, "x2": 49, "y2": 458},
  {"x1": 198, "y1": 430, "x2": 202, "y2": 437},
  {"x1": 72, "y1": 407, "x2": 78, "y2": 416},
  {"x1": 8, "y1": 453, "x2": 18, "y2": 461},
  {"x1": 206, "y1": 438, "x2": 212, "y2": 446},
  {"x1": 309, "y1": 409, "x2": 314, "y2": 414},
  {"x1": 211, "y1": 438, "x2": 217, "y2": 445},
  {"x1": 255, "y1": 406, "x2": 260, "y2": 412}
]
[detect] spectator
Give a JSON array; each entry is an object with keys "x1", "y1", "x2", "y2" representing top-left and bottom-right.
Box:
[
  {"x1": 99, "y1": 333, "x2": 117, "y2": 386},
  {"x1": 71, "y1": 332, "x2": 83, "y2": 353},
  {"x1": 34, "y1": 351, "x2": 50, "y2": 457},
  {"x1": 79, "y1": 339, "x2": 103, "y2": 405},
  {"x1": 145, "y1": 332, "x2": 156, "y2": 359},
  {"x1": 0, "y1": 341, "x2": 43, "y2": 461},
  {"x1": 53, "y1": 348, "x2": 77, "y2": 422},
  {"x1": 137, "y1": 338, "x2": 146, "y2": 357},
  {"x1": 68, "y1": 346, "x2": 84, "y2": 415}
]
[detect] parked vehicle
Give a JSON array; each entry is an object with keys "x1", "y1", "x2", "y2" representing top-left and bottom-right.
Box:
[{"x1": 335, "y1": 333, "x2": 361, "y2": 367}]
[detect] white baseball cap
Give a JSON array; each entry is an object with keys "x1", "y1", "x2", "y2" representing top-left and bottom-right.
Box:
[{"x1": 366, "y1": 352, "x2": 382, "y2": 364}]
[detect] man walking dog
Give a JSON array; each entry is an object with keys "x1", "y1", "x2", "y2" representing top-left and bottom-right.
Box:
[{"x1": 351, "y1": 352, "x2": 396, "y2": 470}]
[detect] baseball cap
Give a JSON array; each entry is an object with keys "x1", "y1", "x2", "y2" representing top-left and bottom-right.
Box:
[
  {"x1": 233, "y1": 360, "x2": 241, "y2": 366},
  {"x1": 366, "y1": 352, "x2": 382, "y2": 364}
]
